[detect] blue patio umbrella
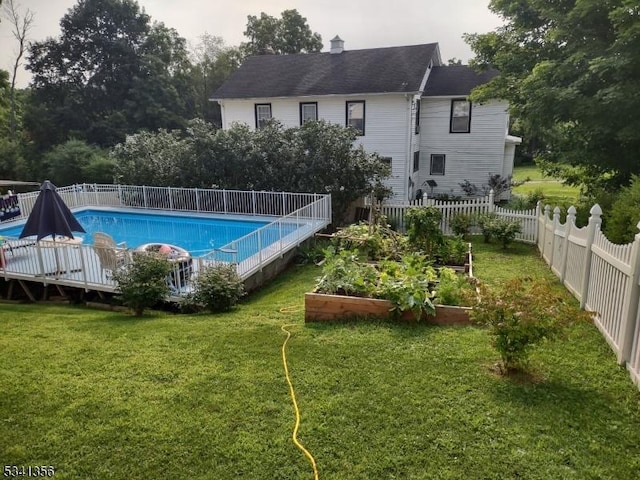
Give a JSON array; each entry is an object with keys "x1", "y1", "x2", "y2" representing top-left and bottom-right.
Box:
[{"x1": 19, "y1": 180, "x2": 85, "y2": 240}]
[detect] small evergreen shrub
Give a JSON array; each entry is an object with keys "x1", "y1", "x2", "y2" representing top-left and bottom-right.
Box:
[
  {"x1": 471, "y1": 278, "x2": 591, "y2": 372},
  {"x1": 193, "y1": 264, "x2": 245, "y2": 313},
  {"x1": 113, "y1": 253, "x2": 172, "y2": 316}
]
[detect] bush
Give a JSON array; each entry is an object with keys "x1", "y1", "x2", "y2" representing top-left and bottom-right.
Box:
[
  {"x1": 193, "y1": 264, "x2": 245, "y2": 313},
  {"x1": 604, "y1": 175, "x2": 640, "y2": 244},
  {"x1": 435, "y1": 267, "x2": 475, "y2": 306},
  {"x1": 471, "y1": 278, "x2": 591, "y2": 372},
  {"x1": 477, "y1": 214, "x2": 521, "y2": 248},
  {"x1": 113, "y1": 253, "x2": 172, "y2": 316},
  {"x1": 331, "y1": 222, "x2": 406, "y2": 260},
  {"x1": 449, "y1": 213, "x2": 473, "y2": 238},
  {"x1": 405, "y1": 206, "x2": 444, "y2": 256}
]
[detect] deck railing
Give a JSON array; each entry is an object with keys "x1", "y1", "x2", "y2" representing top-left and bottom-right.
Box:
[
  {"x1": 1, "y1": 185, "x2": 331, "y2": 296},
  {"x1": 9, "y1": 184, "x2": 325, "y2": 221}
]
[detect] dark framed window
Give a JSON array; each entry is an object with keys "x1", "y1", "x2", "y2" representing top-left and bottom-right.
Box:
[
  {"x1": 255, "y1": 103, "x2": 272, "y2": 129},
  {"x1": 413, "y1": 151, "x2": 420, "y2": 172},
  {"x1": 300, "y1": 102, "x2": 318, "y2": 124},
  {"x1": 450, "y1": 99, "x2": 471, "y2": 133},
  {"x1": 415, "y1": 99, "x2": 421, "y2": 134},
  {"x1": 430, "y1": 154, "x2": 446, "y2": 175},
  {"x1": 346, "y1": 101, "x2": 365, "y2": 135}
]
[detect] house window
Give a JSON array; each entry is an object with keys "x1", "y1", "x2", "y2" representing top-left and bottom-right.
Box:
[
  {"x1": 430, "y1": 154, "x2": 445, "y2": 175},
  {"x1": 346, "y1": 101, "x2": 365, "y2": 135},
  {"x1": 415, "y1": 99, "x2": 421, "y2": 134},
  {"x1": 380, "y1": 156, "x2": 392, "y2": 167},
  {"x1": 450, "y1": 99, "x2": 471, "y2": 133},
  {"x1": 255, "y1": 103, "x2": 272, "y2": 129},
  {"x1": 300, "y1": 102, "x2": 318, "y2": 124},
  {"x1": 413, "y1": 151, "x2": 420, "y2": 172}
]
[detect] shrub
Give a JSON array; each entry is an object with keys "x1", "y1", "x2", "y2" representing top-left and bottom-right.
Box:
[
  {"x1": 435, "y1": 267, "x2": 475, "y2": 306},
  {"x1": 477, "y1": 214, "x2": 522, "y2": 248},
  {"x1": 449, "y1": 213, "x2": 473, "y2": 238},
  {"x1": 113, "y1": 253, "x2": 172, "y2": 316},
  {"x1": 470, "y1": 278, "x2": 591, "y2": 372},
  {"x1": 477, "y1": 213, "x2": 498, "y2": 243},
  {"x1": 405, "y1": 206, "x2": 444, "y2": 256},
  {"x1": 605, "y1": 175, "x2": 640, "y2": 244},
  {"x1": 193, "y1": 264, "x2": 245, "y2": 313}
]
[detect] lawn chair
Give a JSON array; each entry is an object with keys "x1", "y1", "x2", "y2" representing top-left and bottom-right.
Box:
[{"x1": 93, "y1": 232, "x2": 129, "y2": 279}]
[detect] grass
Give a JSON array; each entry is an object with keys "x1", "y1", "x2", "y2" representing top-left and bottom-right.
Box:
[
  {"x1": 2, "y1": 245, "x2": 640, "y2": 479},
  {"x1": 512, "y1": 164, "x2": 581, "y2": 205}
]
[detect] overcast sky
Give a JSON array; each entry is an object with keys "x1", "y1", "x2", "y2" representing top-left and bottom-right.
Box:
[{"x1": 0, "y1": 0, "x2": 504, "y2": 88}]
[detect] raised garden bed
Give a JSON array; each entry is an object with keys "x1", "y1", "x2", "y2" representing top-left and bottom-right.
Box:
[{"x1": 305, "y1": 292, "x2": 472, "y2": 325}]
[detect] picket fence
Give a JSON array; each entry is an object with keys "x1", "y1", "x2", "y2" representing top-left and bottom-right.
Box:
[
  {"x1": 538, "y1": 204, "x2": 640, "y2": 389},
  {"x1": 369, "y1": 190, "x2": 539, "y2": 244},
  {"x1": 372, "y1": 193, "x2": 640, "y2": 389}
]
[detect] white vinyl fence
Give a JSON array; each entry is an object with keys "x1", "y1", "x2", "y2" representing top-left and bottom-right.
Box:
[
  {"x1": 372, "y1": 192, "x2": 640, "y2": 390},
  {"x1": 538, "y1": 204, "x2": 640, "y2": 389},
  {"x1": 370, "y1": 190, "x2": 539, "y2": 243}
]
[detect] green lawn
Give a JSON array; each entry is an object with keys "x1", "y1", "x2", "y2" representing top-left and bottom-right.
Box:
[
  {"x1": 512, "y1": 164, "x2": 581, "y2": 205},
  {"x1": 2, "y1": 244, "x2": 640, "y2": 479}
]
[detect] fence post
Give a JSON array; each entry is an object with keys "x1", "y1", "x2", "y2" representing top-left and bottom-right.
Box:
[
  {"x1": 535, "y1": 201, "x2": 542, "y2": 249},
  {"x1": 617, "y1": 221, "x2": 640, "y2": 365},
  {"x1": 549, "y1": 207, "x2": 561, "y2": 272},
  {"x1": 488, "y1": 190, "x2": 495, "y2": 213},
  {"x1": 579, "y1": 204, "x2": 602, "y2": 309},
  {"x1": 559, "y1": 206, "x2": 576, "y2": 282},
  {"x1": 143, "y1": 185, "x2": 148, "y2": 208}
]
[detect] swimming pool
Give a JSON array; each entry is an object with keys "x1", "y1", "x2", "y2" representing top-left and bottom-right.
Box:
[{"x1": 0, "y1": 208, "x2": 298, "y2": 260}]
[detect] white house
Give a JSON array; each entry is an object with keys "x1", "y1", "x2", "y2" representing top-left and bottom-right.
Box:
[{"x1": 212, "y1": 37, "x2": 521, "y2": 200}]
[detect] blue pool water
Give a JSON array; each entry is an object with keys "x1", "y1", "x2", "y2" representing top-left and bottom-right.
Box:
[{"x1": 0, "y1": 209, "x2": 297, "y2": 260}]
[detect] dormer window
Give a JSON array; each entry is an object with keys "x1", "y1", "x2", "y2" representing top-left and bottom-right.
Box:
[{"x1": 450, "y1": 99, "x2": 471, "y2": 133}]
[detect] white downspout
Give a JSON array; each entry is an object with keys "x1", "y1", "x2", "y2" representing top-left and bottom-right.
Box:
[{"x1": 405, "y1": 94, "x2": 414, "y2": 201}]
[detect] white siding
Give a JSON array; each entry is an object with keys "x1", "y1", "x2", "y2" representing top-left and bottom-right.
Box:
[
  {"x1": 418, "y1": 99, "x2": 511, "y2": 197},
  {"x1": 219, "y1": 94, "x2": 413, "y2": 199}
]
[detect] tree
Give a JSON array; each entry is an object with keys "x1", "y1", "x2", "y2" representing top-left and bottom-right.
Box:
[
  {"x1": 188, "y1": 34, "x2": 243, "y2": 126},
  {"x1": 43, "y1": 139, "x2": 113, "y2": 185},
  {"x1": 242, "y1": 9, "x2": 322, "y2": 56},
  {"x1": 2, "y1": 0, "x2": 34, "y2": 141},
  {"x1": 25, "y1": 0, "x2": 194, "y2": 151},
  {"x1": 112, "y1": 119, "x2": 390, "y2": 223},
  {"x1": 465, "y1": 0, "x2": 640, "y2": 193}
]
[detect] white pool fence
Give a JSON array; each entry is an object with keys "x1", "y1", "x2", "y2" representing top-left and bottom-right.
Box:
[{"x1": 0, "y1": 184, "x2": 332, "y2": 296}]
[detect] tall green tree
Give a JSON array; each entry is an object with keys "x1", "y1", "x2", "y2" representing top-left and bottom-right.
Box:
[
  {"x1": 24, "y1": 0, "x2": 195, "y2": 151},
  {"x1": 465, "y1": 0, "x2": 640, "y2": 192},
  {"x1": 242, "y1": 9, "x2": 322, "y2": 55},
  {"x1": 188, "y1": 34, "x2": 243, "y2": 127}
]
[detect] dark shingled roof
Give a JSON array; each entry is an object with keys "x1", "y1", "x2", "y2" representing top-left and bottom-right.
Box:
[
  {"x1": 423, "y1": 65, "x2": 499, "y2": 97},
  {"x1": 212, "y1": 43, "x2": 439, "y2": 99}
]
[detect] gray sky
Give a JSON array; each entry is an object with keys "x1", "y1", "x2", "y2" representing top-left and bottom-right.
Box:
[{"x1": 0, "y1": 0, "x2": 504, "y2": 88}]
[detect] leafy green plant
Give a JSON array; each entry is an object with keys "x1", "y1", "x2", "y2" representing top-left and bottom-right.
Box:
[
  {"x1": 315, "y1": 248, "x2": 377, "y2": 297},
  {"x1": 331, "y1": 222, "x2": 406, "y2": 260},
  {"x1": 470, "y1": 278, "x2": 591, "y2": 372},
  {"x1": 192, "y1": 263, "x2": 245, "y2": 313},
  {"x1": 435, "y1": 267, "x2": 476, "y2": 306},
  {"x1": 436, "y1": 237, "x2": 468, "y2": 265},
  {"x1": 449, "y1": 213, "x2": 473, "y2": 238},
  {"x1": 477, "y1": 214, "x2": 521, "y2": 248},
  {"x1": 113, "y1": 253, "x2": 172, "y2": 316},
  {"x1": 405, "y1": 206, "x2": 444, "y2": 256}
]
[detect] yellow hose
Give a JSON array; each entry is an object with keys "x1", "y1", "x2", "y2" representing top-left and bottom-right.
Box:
[{"x1": 281, "y1": 323, "x2": 319, "y2": 480}]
